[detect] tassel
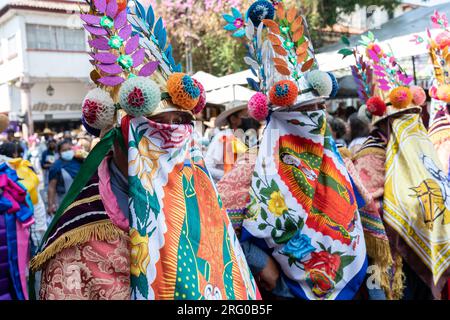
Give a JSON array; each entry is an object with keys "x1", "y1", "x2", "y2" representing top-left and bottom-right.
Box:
[{"x1": 30, "y1": 220, "x2": 127, "y2": 272}]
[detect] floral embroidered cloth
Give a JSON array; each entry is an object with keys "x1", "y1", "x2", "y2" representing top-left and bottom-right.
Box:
[
  {"x1": 243, "y1": 110, "x2": 367, "y2": 300},
  {"x1": 125, "y1": 117, "x2": 259, "y2": 300},
  {"x1": 40, "y1": 236, "x2": 130, "y2": 300},
  {"x1": 383, "y1": 114, "x2": 450, "y2": 298}
]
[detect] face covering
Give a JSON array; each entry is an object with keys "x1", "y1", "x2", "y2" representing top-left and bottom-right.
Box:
[{"x1": 60, "y1": 150, "x2": 74, "y2": 161}]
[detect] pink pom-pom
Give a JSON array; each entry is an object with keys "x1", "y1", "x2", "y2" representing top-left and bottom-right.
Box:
[
  {"x1": 192, "y1": 79, "x2": 206, "y2": 114},
  {"x1": 429, "y1": 85, "x2": 438, "y2": 99},
  {"x1": 410, "y1": 85, "x2": 426, "y2": 106},
  {"x1": 248, "y1": 92, "x2": 268, "y2": 121}
]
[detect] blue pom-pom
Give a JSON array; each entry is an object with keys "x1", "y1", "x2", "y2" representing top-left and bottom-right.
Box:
[
  {"x1": 247, "y1": 0, "x2": 275, "y2": 27},
  {"x1": 81, "y1": 115, "x2": 101, "y2": 137},
  {"x1": 327, "y1": 72, "x2": 339, "y2": 98}
]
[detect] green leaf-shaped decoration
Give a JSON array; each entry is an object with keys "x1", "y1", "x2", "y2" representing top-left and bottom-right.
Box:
[{"x1": 341, "y1": 36, "x2": 350, "y2": 46}]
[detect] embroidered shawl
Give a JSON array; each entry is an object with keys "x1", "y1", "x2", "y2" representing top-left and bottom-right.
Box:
[
  {"x1": 383, "y1": 114, "x2": 450, "y2": 298},
  {"x1": 243, "y1": 110, "x2": 367, "y2": 300}
]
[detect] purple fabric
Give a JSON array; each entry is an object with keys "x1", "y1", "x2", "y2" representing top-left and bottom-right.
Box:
[{"x1": 0, "y1": 214, "x2": 12, "y2": 300}]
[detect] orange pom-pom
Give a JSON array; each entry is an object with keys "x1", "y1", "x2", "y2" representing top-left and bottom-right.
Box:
[
  {"x1": 436, "y1": 84, "x2": 450, "y2": 103},
  {"x1": 269, "y1": 80, "x2": 299, "y2": 107},
  {"x1": 366, "y1": 97, "x2": 387, "y2": 116},
  {"x1": 389, "y1": 86, "x2": 412, "y2": 109},
  {"x1": 167, "y1": 73, "x2": 201, "y2": 110}
]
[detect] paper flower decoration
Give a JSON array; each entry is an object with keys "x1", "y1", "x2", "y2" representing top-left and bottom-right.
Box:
[
  {"x1": 248, "y1": 92, "x2": 269, "y2": 121},
  {"x1": 167, "y1": 73, "x2": 201, "y2": 110},
  {"x1": 366, "y1": 97, "x2": 387, "y2": 116},
  {"x1": 410, "y1": 85, "x2": 426, "y2": 106},
  {"x1": 222, "y1": 7, "x2": 245, "y2": 37},
  {"x1": 81, "y1": 115, "x2": 101, "y2": 137},
  {"x1": 247, "y1": 0, "x2": 275, "y2": 27},
  {"x1": 431, "y1": 10, "x2": 449, "y2": 30},
  {"x1": 82, "y1": 88, "x2": 116, "y2": 130},
  {"x1": 307, "y1": 70, "x2": 333, "y2": 97},
  {"x1": 435, "y1": 30, "x2": 450, "y2": 50},
  {"x1": 191, "y1": 79, "x2": 206, "y2": 114},
  {"x1": 436, "y1": 84, "x2": 450, "y2": 103},
  {"x1": 81, "y1": 0, "x2": 159, "y2": 87},
  {"x1": 269, "y1": 80, "x2": 299, "y2": 106},
  {"x1": 389, "y1": 86, "x2": 412, "y2": 109},
  {"x1": 119, "y1": 76, "x2": 161, "y2": 116}
]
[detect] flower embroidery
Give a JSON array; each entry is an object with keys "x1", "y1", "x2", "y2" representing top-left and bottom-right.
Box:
[
  {"x1": 267, "y1": 191, "x2": 288, "y2": 217},
  {"x1": 303, "y1": 251, "x2": 342, "y2": 298},
  {"x1": 128, "y1": 135, "x2": 167, "y2": 193},
  {"x1": 130, "y1": 228, "x2": 150, "y2": 277},
  {"x1": 281, "y1": 232, "x2": 315, "y2": 261}
]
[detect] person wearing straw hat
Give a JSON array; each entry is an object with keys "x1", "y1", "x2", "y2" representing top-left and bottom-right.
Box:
[
  {"x1": 30, "y1": 0, "x2": 259, "y2": 301},
  {"x1": 343, "y1": 30, "x2": 450, "y2": 299},
  {"x1": 222, "y1": 0, "x2": 366, "y2": 300},
  {"x1": 204, "y1": 104, "x2": 260, "y2": 183}
]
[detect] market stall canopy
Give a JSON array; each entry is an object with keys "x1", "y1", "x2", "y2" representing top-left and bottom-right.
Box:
[
  {"x1": 316, "y1": 2, "x2": 450, "y2": 72},
  {"x1": 193, "y1": 71, "x2": 256, "y2": 107}
]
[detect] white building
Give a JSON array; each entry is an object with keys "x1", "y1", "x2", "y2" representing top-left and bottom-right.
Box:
[{"x1": 0, "y1": 0, "x2": 91, "y2": 136}]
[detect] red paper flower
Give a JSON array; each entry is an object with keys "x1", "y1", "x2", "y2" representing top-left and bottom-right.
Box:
[
  {"x1": 128, "y1": 87, "x2": 145, "y2": 107},
  {"x1": 366, "y1": 96, "x2": 387, "y2": 116}
]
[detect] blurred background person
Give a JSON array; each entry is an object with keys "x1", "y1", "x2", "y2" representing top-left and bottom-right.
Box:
[
  {"x1": 47, "y1": 140, "x2": 81, "y2": 219},
  {"x1": 348, "y1": 113, "x2": 371, "y2": 155}
]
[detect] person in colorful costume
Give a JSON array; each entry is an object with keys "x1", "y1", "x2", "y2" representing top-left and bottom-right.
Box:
[
  {"x1": 422, "y1": 11, "x2": 450, "y2": 177},
  {"x1": 0, "y1": 114, "x2": 43, "y2": 300},
  {"x1": 341, "y1": 30, "x2": 450, "y2": 299},
  {"x1": 30, "y1": 0, "x2": 259, "y2": 301},
  {"x1": 223, "y1": 1, "x2": 367, "y2": 300}
]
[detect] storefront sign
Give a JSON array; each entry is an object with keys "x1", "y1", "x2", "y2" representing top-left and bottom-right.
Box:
[{"x1": 32, "y1": 102, "x2": 81, "y2": 112}]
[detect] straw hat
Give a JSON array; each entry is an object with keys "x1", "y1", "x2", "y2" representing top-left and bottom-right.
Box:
[{"x1": 214, "y1": 105, "x2": 247, "y2": 128}]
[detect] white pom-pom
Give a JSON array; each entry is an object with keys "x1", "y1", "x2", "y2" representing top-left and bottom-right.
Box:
[
  {"x1": 119, "y1": 76, "x2": 161, "y2": 117},
  {"x1": 82, "y1": 88, "x2": 115, "y2": 130},
  {"x1": 306, "y1": 70, "x2": 333, "y2": 97}
]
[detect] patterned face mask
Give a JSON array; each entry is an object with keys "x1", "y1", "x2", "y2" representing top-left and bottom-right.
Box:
[{"x1": 125, "y1": 116, "x2": 259, "y2": 300}]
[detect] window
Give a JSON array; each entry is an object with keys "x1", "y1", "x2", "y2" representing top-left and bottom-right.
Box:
[
  {"x1": 26, "y1": 24, "x2": 85, "y2": 51},
  {"x1": 8, "y1": 34, "x2": 18, "y2": 59}
]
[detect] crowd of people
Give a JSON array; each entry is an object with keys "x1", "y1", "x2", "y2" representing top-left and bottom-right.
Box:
[{"x1": 1, "y1": 0, "x2": 450, "y2": 301}]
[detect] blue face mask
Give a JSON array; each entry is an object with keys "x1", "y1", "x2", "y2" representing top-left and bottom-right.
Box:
[{"x1": 61, "y1": 150, "x2": 74, "y2": 161}]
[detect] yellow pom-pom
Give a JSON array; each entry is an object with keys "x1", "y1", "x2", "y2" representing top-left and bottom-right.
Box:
[
  {"x1": 389, "y1": 86, "x2": 412, "y2": 109},
  {"x1": 436, "y1": 84, "x2": 450, "y2": 103}
]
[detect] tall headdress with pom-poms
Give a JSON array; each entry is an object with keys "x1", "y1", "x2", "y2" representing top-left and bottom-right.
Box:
[
  {"x1": 340, "y1": 32, "x2": 425, "y2": 125},
  {"x1": 422, "y1": 11, "x2": 450, "y2": 103},
  {"x1": 80, "y1": 0, "x2": 207, "y2": 136},
  {"x1": 222, "y1": 0, "x2": 338, "y2": 121}
]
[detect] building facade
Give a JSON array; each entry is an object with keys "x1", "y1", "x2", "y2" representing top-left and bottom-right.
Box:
[{"x1": 0, "y1": 0, "x2": 91, "y2": 136}]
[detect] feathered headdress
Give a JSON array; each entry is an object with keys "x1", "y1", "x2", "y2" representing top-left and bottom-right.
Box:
[
  {"x1": 341, "y1": 32, "x2": 425, "y2": 124},
  {"x1": 425, "y1": 10, "x2": 450, "y2": 103},
  {"x1": 222, "y1": 0, "x2": 338, "y2": 121},
  {"x1": 80, "y1": 0, "x2": 206, "y2": 135}
]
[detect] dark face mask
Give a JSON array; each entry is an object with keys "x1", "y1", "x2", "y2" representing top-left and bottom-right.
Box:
[{"x1": 239, "y1": 118, "x2": 260, "y2": 132}]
